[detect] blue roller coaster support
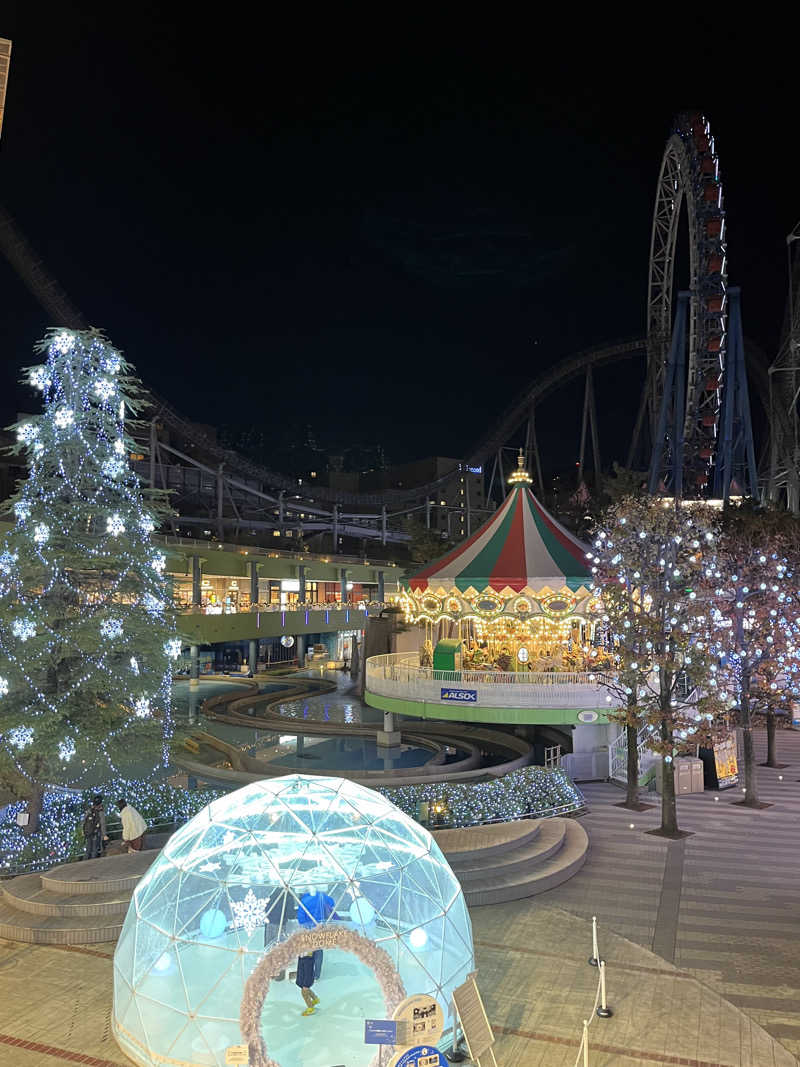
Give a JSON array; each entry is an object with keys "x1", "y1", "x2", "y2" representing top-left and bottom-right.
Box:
[
  {"x1": 713, "y1": 287, "x2": 758, "y2": 501},
  {"x1": 648, "y1": 292, "x2": 688, "y2": 496}
]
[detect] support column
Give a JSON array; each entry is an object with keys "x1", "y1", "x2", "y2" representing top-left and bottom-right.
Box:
[
  {"x1": 190, "y1": 644, "x2": 199, "y2": 687},
  {"x1": 340, "y1": 568, "x2": 348, "y2": 604},
  {"x1": 425, "y1": 497, "x2": 431, "y2": 528},
  {"x1": 249, "y1": 560, "x2": 259, "y2": 607},
  {"x1": 332, "y1": 504, "x2": 339, "y2": 552},
  {"x1": 295, "y1": 634, "x2": 306, "y2": 667},
  {"x1": 248, "y1": 639, "x2": 258, "y2": 675},
  {"x1": 216, "y1": 463, "x2": 225, "y2": 541},
  {"x1": 191, "y1": 555, "x2": 202, "y2": 607},
  {"x1": 298, "y1": 564, "x2": 306, "y2": 604},
  {"x1": 377, "y1": 709, "x2": 401, "y2": 748},
  {"x1": 149, "y1": 418, "x2": 157, "y2": 488},
  {"x1": 377, "y1": 570, "x2": 385, "y2": 603},
  {"x1": 381, "y1": 504, "x2": 387, "y2": 545}
]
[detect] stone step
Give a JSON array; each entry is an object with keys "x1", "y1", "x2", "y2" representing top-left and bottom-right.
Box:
[
  {"x1": 41, "y1": 848, "x2": 159, "y2": 896},
  {"x1": 463, "y1": 819, "x2": 589, "y2": 907},
  {"x1": 447, "y1": 818, "x2": 567, "y2": 887},
  {"x1": 2, "y1": 874, "x2": 132, "y2": 918},
  {"x1": 435, "y1": 819, "x2": 541, "y2": 863},
  {"x1": 0, "y1": 896, "x2": 123, "y2": 945}
]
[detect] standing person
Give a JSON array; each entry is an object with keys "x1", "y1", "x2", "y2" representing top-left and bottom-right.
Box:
[
  {"x1": 82, "y1": 795, "x2": 108, "y2": 859},
  {"x1": 296, "y1": 949, "x2": 320, "y2": 1015},
  {"x1": 117, "y1": 798, "x2": 147, "y2": 853},
  {"x1": 297, "y1": 886, "x2": 339, "y2": 981}
]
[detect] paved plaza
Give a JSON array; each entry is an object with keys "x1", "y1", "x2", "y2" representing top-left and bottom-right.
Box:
[{"x1": 1, "y1": 726, "x2": 799, "y2": 1066}]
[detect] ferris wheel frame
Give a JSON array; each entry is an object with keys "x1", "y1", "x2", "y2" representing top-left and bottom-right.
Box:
[{"x1": 646, "y1": 113, "x2": 728, "y2": 487}]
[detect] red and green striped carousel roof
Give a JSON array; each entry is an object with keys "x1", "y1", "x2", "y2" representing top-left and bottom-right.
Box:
[{"x1": 409, "y1": 486, "x2": 591, "y2": 596}]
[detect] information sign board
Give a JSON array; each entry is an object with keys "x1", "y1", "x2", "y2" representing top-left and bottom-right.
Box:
[
  {"x1": 714, "y1": 735, "x2": 739, "y2": 789},
  {"x1": 225, "y1": 1046, "x2": 249, "y2": 1065},
  {"x1": 365, "y1": 1019, "x2": 398, "y2": 1045},
  {"x1": 393, "y1": 993, "x2": 443, "y2": 1047},
  {"x1": 440, "y1": 688, "x2": 477, "y2": 704},
  {"x1": 452, "y1": 976, "x2": 494, "y2": 1059},
  {"x1": 388, "y1": 1046, "x2": 445, "y2": 1067}
]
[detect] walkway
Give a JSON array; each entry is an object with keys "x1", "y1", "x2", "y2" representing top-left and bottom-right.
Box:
[{"x1": 523, "y1": 726, "x2": 800, "y2": 1062}]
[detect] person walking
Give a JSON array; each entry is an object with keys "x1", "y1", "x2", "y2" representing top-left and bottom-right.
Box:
[
  {"x1": 82, "y1": 795, "x2": 108, "y2": 859},
  {"x1": 117, "y1": 798, "x2": 147, "y2": 853}
]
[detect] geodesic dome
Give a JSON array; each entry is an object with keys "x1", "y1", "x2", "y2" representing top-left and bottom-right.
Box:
[{"x1": 113, "y1": 774, "x2": 474, "y2": 1067}]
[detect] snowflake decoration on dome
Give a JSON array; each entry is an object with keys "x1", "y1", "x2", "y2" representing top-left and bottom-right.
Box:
[
  {"x1": 54, "y1": 407, "x2": 74, "y2": 429},
  {"x1": 33, "y1": 523, "x2": 49, "y2": 545},
  {"x1": 101, "y1": 618, "x2": 123, "y2": 640},
  {"x1": 12, "y1": 618, "x2": 36, "y2": 642},
  {"x1": 94, "y1": 378, "x2": 116, "y2": 401},
  {"x1": 8, "y1": 726, "x2": 33, "y2": 750},
  {"x1": 107, "y1": 513, "x2": 126, "y2": 536},
  {"x1": 231, "y1": 889, "x2": 268, "y2": 935}
]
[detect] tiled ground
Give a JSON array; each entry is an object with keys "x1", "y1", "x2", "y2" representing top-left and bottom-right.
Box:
[{"x1": 1, "y1": 726, "x2": 799, "y2": 1066}]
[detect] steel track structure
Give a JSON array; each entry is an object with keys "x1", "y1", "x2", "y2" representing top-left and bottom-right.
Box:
[
  {"x1": 646, "y1": 113, "x2": 729, "y2": 493},
  {"x1": 768, "y1": 223, "x2": 800, "y2": 514}
]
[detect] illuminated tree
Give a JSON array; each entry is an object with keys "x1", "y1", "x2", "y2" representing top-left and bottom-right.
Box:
[
  {"x1": 0, "y1": 330, "x2": 179, "y2": 830},
  {"x1": 709, "y1": 506, "x2": 800, "y2": 804},
  {"x1": 589, "y1": 496, "x2": 727, "y2": 835}
]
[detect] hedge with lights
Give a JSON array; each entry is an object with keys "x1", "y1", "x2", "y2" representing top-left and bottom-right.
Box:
[
  {"x1": 379, "y1": 766, "x2": 584, "y2": 827},
  {"x1": 0, "y1": 330, "x2": 180, "y2": 829}
]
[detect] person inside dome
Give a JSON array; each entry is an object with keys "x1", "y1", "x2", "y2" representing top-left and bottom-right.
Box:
[{"x1": 295, "y1": 885, "x2": 339, "y2": 1014}]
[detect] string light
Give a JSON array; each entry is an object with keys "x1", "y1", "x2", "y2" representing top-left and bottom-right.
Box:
[{"x1": 0, "y1": 329, "x2": 178, "y2": 798}]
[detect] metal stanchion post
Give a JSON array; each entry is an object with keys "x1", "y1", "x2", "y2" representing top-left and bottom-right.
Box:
[
  {"x1": 589, "y1": 914, "x2": 599, "y2": 966},
  {"x1": 597, "y1": 960, "x2": 613, "y2": 1017},
  {"x1": 582, "y1": 1019, "x2": 589, "y2": 1067}
]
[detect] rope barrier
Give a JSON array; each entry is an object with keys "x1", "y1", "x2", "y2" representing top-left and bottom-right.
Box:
[{"x1": 573, "y1": 918, "x2": 613, "y2": 1063}]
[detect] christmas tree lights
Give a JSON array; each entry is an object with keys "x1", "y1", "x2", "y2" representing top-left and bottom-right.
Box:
[
  {"x1": 589, "y1": 496, "x2": 728, "y2": 834},
  {"x1": 0, "y1": 329, "x2": 177, "y2": 828}
]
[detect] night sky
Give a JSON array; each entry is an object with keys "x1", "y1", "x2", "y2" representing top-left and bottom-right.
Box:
[{"x1": 0, "y1": 11, "x2": 797, "y2": 476}]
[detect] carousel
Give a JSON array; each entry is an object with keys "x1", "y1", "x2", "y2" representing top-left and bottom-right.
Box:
[{"x1": 402, "y1": 453, "x2": 611, "y2": 675}]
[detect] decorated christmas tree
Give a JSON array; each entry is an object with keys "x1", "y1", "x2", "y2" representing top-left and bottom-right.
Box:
[{"x1": 0, "y1": 329, "x2": 179, "y2": 829}]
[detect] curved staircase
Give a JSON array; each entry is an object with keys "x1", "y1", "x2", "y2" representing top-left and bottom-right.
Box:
[
  {"x1": 0, "y1": 850, "x2": 155, "y2": 945},
  {"x1": 435, "y1": 817, "x2": 589, "y2": 907},
  {"x1": 0, "y1": 817, "x2": 589, "y2": 943}
]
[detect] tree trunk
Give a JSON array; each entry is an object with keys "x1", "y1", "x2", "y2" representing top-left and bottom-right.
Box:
[
  {"x1": 659, "y1": 755, "x2": 678, "y2": 835},
  {"x1": 766, "y1": 710, "x2": 778, "y2": 768},
  {"x1": 740, "y1": 682, "x2": 760, "y2": 807},
  {"x1": 25, "y1": 781, "x2": 44, "y2": 835},
  {"x1": 625, "y1": 722, "x2": 640, "y2": 808}
]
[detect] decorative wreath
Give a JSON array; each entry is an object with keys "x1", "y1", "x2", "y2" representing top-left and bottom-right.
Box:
[{"x1": 240, "y1": 926, "x2": 407, "y2": 1067}]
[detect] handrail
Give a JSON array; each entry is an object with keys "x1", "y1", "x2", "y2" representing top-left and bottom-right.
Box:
[{"x1": 366, "y1": 653, "x2": 610, "y2": 686}]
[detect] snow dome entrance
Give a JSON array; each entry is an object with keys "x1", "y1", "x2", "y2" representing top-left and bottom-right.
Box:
[{"x1": 113, "y1": 774, "x2": 474, "y2": 1067}]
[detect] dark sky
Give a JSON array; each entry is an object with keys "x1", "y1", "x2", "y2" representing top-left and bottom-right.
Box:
[{"x1": 0, "y1": 11, "x2": 797, "y2": 473}]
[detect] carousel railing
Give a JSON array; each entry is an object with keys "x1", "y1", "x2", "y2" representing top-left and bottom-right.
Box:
[{"x1": 365, "y1": 653, "x2": 612, "y2": 709}]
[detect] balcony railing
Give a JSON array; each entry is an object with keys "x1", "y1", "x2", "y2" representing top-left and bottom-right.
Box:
[{"x1": 365, "y1": 653, "x2": 611, "y2": 710}]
